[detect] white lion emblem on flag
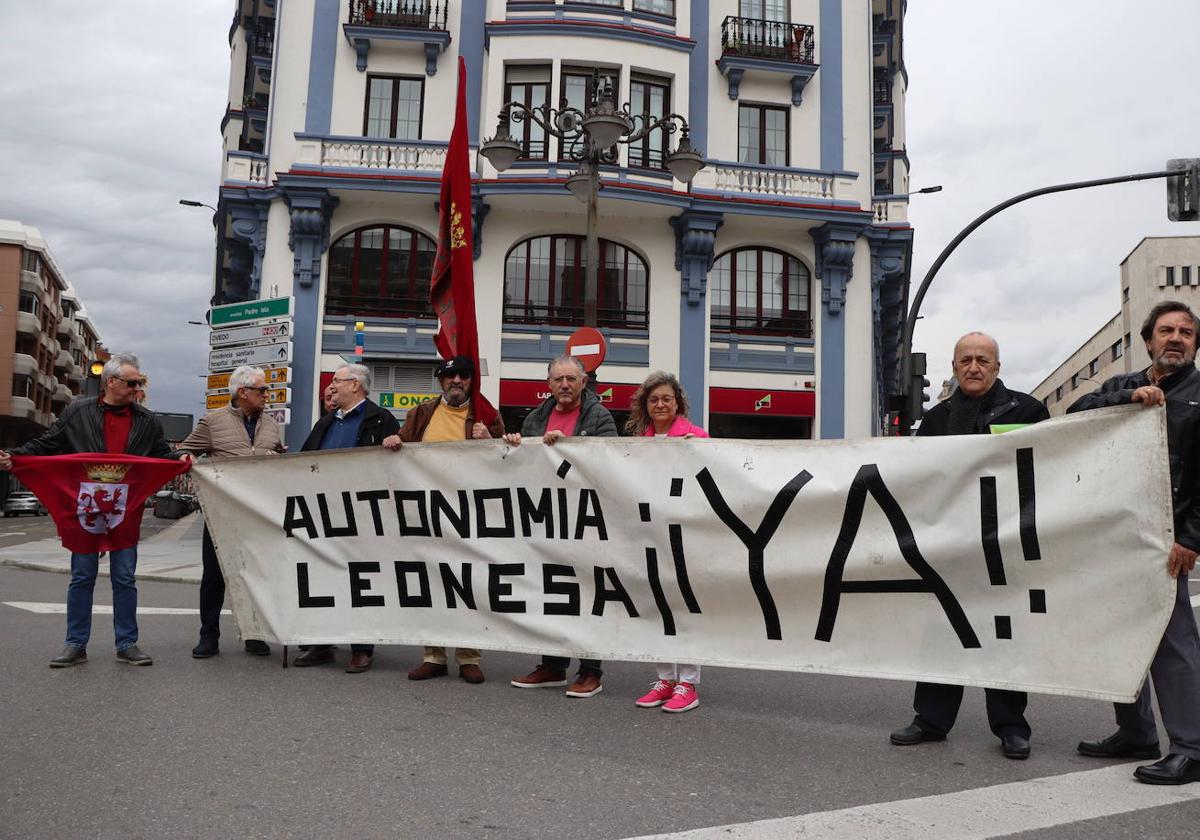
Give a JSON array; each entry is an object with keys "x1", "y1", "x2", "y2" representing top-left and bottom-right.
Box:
[{"x1": 76, "y1": 481, "x2": 128, "y2": 534}]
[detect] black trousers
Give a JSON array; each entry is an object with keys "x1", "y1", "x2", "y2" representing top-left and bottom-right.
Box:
[
  {"x1": 543, "y1": 656, "x2": 602, "y2": 677},
  {"x1": 199, "y1": 526, "x2": 224, "y2": 640},
  {"x1": 913, "y1": 682, "x2": 1030, "y2": 739}
]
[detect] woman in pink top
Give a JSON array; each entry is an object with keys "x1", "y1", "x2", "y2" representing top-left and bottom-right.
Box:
[{"x1": 625, "y1": 371, "x2": 708, "y2": 713}]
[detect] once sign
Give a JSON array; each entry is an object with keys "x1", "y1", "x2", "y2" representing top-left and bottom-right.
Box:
[{"x1": 194, "y1": 407, "x2": 1174, "y2": 702}]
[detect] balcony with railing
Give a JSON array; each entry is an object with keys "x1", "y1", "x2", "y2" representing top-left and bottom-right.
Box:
[
  {"x1": 343, "y1": 1, "x2": 452, "y2": 75},
  {"x1": 717, "y1": 16, "x2": 817, "y2": 106},
  {"x1": 225, "y1": 151, "x2": 270, "y2": 185},
  {"x1": 293, "y1": 135, "x2": 474, "y2": 177},
  {"x1": 691, "y1": 160, "x2": 850, "y2": 202}
]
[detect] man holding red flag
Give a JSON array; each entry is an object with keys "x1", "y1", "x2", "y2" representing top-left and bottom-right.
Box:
[
  {"x1": 429, "y1": 56, "x2": 498, "y2": 428},
  {"x1": 0, "y1": 353, "x2": 189, "y2": 668}
]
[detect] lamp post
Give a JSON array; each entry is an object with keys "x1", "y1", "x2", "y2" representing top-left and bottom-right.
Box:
[
  {"x1": 480, "y1": 70, "x2": 705, "y2": 328},
  {"x1": 178, "y1": 199, "x2": 217, "y2": 212}
]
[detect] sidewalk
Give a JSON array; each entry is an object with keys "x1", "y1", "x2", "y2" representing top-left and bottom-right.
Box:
[{"x1": 0, "y1": 512, "x2": 204, "y2": 584}]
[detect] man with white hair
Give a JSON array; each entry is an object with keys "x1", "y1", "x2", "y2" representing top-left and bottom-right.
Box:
[
  {"x1": 176, "y1": 365, "x2": 286, "y2": 659},
  {"x1": 293, "y1": 363, "x2": 399, "y2": 673},
  {"x1": 0, "y1": 353, "x2": 187, "y2": 668}
]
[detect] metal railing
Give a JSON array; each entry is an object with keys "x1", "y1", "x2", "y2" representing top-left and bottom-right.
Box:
[
  {"x1": 720, "y1": 16, "x2": 815, "y2": 64},
  {"x1": 251, "y1": 26, "x2": 274, "y2": 57},
  {"x1": 348, "y1": 1, "x2": 449, "y2": 30},
  {"x1": 325, "y1": 295, "x2": 435, "y2": 319},
  {"x1": 504, "y1": 303, "x2": 648, "y2": 331},
  {"x1": 710, "y1": 313, "x2": 813, "y2": 338}
]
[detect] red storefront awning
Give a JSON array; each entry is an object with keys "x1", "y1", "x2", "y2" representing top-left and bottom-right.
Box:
[
  {"x1": 500, "y1": 379, "x2": 638, "y2": 410},
  {"x1": 709, "y1": 387, "x2": 815, "y2": 417}
]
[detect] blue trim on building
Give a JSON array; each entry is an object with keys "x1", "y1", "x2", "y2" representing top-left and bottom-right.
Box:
[
  {"x1": 710, "y1": 335, "x2": 815, "y2": 374},
  {"x1": 819, "y1": 0, "x2": 843, "y2": 171},
  {"x1": 304, "y1": 0, "x2": 339, "y2": 134},
  {"x1": 485, "y1": 20, "x2": 695, "y2": 53},
  {"x1": 322, "y1": 316, "x2": 440, "y2": 358},
  {"x1": 501, "y1": 326, "x2": 650, "y2": 366},
  {"x1": 715, "y1": 55, "x2": 819, "y2": 106},
  {"x1": 460, "y1": 5, "x2": 486, "y2": 145},
  {"x1": 342, "y1": 24, "x2": 452, "y2": 74},
  {"x1": 689, "y1": 0, "x2": 710, "y2": 153},
  {"x1": 812, "y1": 221, "x2": 863, "y2": 439},
  {"x1": 670, "y1": 210, "x2": 723, "y2": 427}
]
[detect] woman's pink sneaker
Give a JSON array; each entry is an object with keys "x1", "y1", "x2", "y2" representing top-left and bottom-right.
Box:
[
  {"x1": 662, "y1": 682, "x2": 699, "y2": 713},
  {"x1": 635, "y1": 679, "x2": 676, "y2": 707}
]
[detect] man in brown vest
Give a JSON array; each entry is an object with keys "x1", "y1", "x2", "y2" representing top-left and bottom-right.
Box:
[{"x1": 382, "y1": 356, "x2": 505, "y2": 683}]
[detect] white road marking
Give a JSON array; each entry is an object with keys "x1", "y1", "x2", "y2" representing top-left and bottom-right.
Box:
[
  {"x1": 1192, "y1": 593, "x2": 1200, "y2": 608},
  {"x1": 626, "y1": 762, "x2": 1200, "y2": 840},
  {"x1": 3, "y1": 601, "x2": 230, "y2": 616}
]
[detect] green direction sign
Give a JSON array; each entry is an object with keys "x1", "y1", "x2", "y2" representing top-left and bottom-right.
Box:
[{"x1": 209, "y1": 297, "x2": 293, "y2": 327}]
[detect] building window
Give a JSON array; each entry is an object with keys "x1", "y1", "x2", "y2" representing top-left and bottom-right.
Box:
[
  {"x1": 1055, "y1": 385, "x2": 1063, "y2": 402},
  {"x1": 1122, "y1": 286, "x2": 1130, "y2": 302},
  {"x1": 326, "y1": 225, "x2": 437, "y2": 318},
  {"x1": 1184, "y1": 266, "x2": 1193, "y2": 286},
  {"x1": 363, "y1": 75, "x2": 423, "y2": 139},
  {"x1": 1070, "y1": 373, "x2": 1079, "y2": 390},
  {"x1": 628, "y1": 74, "x2": 670, "y2": 169},
  {"x1": 11, "y1": 375, "x2": 32, "y2": 399},
  {"x1": 633, "y1": 0, "x2": 674, "y2": 15},
  {"x1": 1166, "y1": 266, "x2": 1176, "y2": 286},
  {"x1": 505, "y1": 66, "x2": 551, "y2": 160},
  {"x1": 18, "y1": 291, "x2": 39, "y2": 315},
  {"x1": 20, "y1": 249, "x2": 40, "y2": 274},
  {"x1": 738, "y1": 104, "x2": 789, "y2": 166},
  {"x1": 503, "y1": 235, "x2": 649, "y2": 330},
  {"x1": 711, "y1": 247, "x2": 811, "y2": 336},
  {"x1": 559, "y1": 65, "x2": 620, "y2": 160},
  {"x1": 1089, "y1": 358, "x2": 1100, "y2": 377},
  {"x1": 740, "y1": 0, "x2": 788, "y2": 21},
  {"x1": 1112, "y1": 340, "x2": 1123, "y2": 361}
]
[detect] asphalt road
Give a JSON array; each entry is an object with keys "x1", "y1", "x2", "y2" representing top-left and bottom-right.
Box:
[
  {"x1": 2, "y1": 562, "x2": 1200, "y2": 839},
  {"x1": 0, "y1": 506, "x2": 180, "y2": 549}
]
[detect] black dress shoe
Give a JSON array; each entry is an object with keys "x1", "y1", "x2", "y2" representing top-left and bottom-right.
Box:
[
  {"x1": 890, "y1": 723, "x2": 946, "y2": 746},
  {"x1": 1077, "y1": 732, "x2": 1161, "y2": 760},
  {"x1": 49, "y1": 645, "x2": 87, "y2": 668},
  {"x1": 1001, "y1": 734, "x2": 1031, "y2": 760},
  {"x1": 1134, "y1": 754, "x2": 1200, "y2": 785},
  {"x1": 192, "y1": 638, "x2": 219, "y2": 659},
  {"x1": 293, "y1": 646, "x2": 334, "y2": 667},
  {"x1": 244, "y1": 639, "x2": 270, "y2": 656},
  {"x1": 116, "y1": 645, "x2": 153, "y2": 666}
]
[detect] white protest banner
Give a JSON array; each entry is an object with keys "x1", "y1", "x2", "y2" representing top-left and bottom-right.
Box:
[{"x1": 192, "y1": 405, "x2": 1174, "y2": 702}]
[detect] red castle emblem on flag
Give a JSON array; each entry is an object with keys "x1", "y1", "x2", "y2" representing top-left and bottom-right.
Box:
[{"x1": 76, "y1": 462, "x2": 131, "y2": 535}]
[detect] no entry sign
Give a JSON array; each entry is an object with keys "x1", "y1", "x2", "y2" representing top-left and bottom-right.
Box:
[{"x1": 566, "y1": 327, "x2": 607, "y2": 373}]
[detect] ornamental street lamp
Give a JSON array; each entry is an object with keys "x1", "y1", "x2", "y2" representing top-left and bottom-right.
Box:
[{"x1": 481, "y1": 70, "x2": 705, "y2": 327}]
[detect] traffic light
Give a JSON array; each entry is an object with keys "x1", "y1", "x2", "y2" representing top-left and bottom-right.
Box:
[
  {"x1": 1167, "y1": 159, "x2": 1200, "y2": 222},
  {"x1": 904, "y1": 351, "x2": 930, "y2": 433}
]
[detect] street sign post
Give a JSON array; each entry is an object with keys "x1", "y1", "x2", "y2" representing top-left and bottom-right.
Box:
[
  {"x1": 264, "y1": 407, "x2": 291, "y2": 426},
  {"x1": 206, "y1": 387, "x2": 290, "y2": 410},
  {"x1": 209, "y1": 321, "x2": 292, "y2": 347},
  {"x1": 209, "y1": 342, "x2": 293, "y2": 371},
  {"x1": 209, "y1": 297, "x2": 293, "y2": 327},
  {"x1": 206, "y1": 366, "x2": 290, "y2": 391}
]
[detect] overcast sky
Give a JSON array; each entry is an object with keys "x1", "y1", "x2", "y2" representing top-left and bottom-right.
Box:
[{"x1": 1, "y1": 1, "x2": 1198, "y2": 417}]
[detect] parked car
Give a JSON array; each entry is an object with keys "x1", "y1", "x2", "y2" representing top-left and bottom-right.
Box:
[{"x1": 4, "y1": 491, "x2": 47, "y2": 517}]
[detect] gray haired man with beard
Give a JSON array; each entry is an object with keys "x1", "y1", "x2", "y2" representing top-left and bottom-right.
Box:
[{"x1": 1069, "y1": 300, "x2": 1200, "y2": 785}]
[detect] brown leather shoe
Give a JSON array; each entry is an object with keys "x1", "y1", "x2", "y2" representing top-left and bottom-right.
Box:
[
  {"x1": 565, "y1": 671, "x2": 603, "y2": 698},
  {"x1": 408, "y1": 661, "x2": 448, "y2": 680},
  {"x1": 292, "y1": 646, "x2": 334, "y2": 667},
  {"x1": 346, "y1": 651, "x2": 373, "y2": 674},
  {"x1": 459, "y1": 664, "x2": 485, "y2": 684},
  {"x1": 510, "y1": 664, "x2": 568, "y2": 688}
]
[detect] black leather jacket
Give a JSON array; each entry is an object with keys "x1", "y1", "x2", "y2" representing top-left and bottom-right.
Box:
[
  {"x1": 1068, "y1": 365, "x2": 1200, "y2": 551},
  {"x1": 10, "y1": 397, "x2": 176, "y2": 459},
  {"x1": 917, "y1": 380, "x2": 1049, "y2": 437}
]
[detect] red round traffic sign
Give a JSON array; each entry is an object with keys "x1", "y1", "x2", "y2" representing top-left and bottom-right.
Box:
[{"x1": 565, "y1": 327, "x2": 607, "y2": 373}]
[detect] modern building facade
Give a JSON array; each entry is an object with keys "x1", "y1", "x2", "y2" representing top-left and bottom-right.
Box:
[
  {"x1": 0, "y1": 221, "x2": 105, "y2": 449},
  {"x1": 216, "y1": 0, "x2": 913, "y2": 449},
  {"x1": 1033, "y1": 236, "x2": 1200, "y2": 416}
]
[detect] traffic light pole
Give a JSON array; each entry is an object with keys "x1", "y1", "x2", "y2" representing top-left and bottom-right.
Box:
[{"x1": 895, "y1": 165, "x2": 1191, "y2": 434}]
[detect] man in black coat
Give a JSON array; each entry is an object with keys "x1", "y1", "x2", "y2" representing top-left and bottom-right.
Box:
[
  {"x1": 293, "y1": 363, "x2": 400, "y2": 673},
  {"x1": 1068, "y1": 300, "x2": 1200, "y2": 785},
  {"x1": 889, "y1": 332, "x2": 1049, "y2": 760}
]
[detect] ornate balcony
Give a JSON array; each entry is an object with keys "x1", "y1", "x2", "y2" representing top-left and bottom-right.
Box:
[
  {"x1": 225, "y1": 151, "x2": 269, "y2": 185},
  {"x1": 343, "y1": 1, "x2": 452, "y2": 75},
  {"x1": 717, "y1": 16, "x2": 817, "y2": 106},
  {"x1": 294, "y1": 135, "x2": 473, "y2": 175},
  {"x1": 692, "y1": 160, "x2": 845, "y2": 201}
]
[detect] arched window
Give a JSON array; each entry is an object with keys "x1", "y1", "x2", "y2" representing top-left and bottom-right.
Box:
[
  {"x1": 710, "y1": 247, "x2": 811, "y2": 337},
  {"x1": 326, "y1": 225, "x2": 437, "y2": 318},
  {"x1": 504, "y1": 235, "x2": 648, "y2": 330}
]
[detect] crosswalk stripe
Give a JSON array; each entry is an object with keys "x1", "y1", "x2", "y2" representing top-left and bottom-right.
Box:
[
  {"x1": 625, "y1": 762, "x2": 1200, "y2": 840},
  {"x1": 2, "y1": 601, "x2": 230, "y2": 616}
]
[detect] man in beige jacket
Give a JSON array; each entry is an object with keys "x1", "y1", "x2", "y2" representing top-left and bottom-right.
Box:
[{"x1": 177, "y1": 365, "x2": 285, "y2": 658}]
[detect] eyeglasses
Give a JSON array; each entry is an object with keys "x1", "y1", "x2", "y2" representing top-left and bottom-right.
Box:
[
  {"x1": 121, "y1": 379, "x2": 145, "y2": 389},
  {"x1": 331, "y1": 376, "x2": 357, "y2": 384},
  {"x1": 241, "y1": 386, "x2": 269, "y2": 394}
]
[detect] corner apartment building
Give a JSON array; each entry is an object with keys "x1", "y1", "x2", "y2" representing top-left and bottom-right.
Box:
[
  {"x1": 0, "y1": 221, "x2": 105, "y2": 449},
  {"x1": 1033, "y1": 236, "x2": 1200, "y2": 416},
  {"x1": 214, "y1": 0, "x2": 914, "y2": 449}
]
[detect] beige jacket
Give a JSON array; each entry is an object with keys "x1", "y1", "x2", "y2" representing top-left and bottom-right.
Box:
[{"x1": 177, "y1": 403, "x2": 285, "y2": 458}]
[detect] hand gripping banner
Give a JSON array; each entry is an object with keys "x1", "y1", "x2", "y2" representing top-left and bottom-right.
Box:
[{"x1": 192, "y1": 406, "x2": 1175, "y2": 702}]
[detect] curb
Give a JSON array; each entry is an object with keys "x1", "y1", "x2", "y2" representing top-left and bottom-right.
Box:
[{"x1": 0, "y1": 557, "x2": 200, "y2": 585}]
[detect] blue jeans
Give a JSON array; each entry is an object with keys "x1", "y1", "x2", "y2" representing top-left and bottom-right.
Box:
[{"x1": 66, "y1": 546, "x2": 139, "y2": 651}]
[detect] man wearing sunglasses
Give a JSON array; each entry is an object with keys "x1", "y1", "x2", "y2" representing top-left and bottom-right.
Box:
[
  {"x1": 176, "y1": 365, "x2": 286, "y2": 659},
  {"x1": 381, "y1": 356, "x2": 505, "y2": 684},
  {"x1": 0, "y1": 352, "x2": 186, "y2": 668}
]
